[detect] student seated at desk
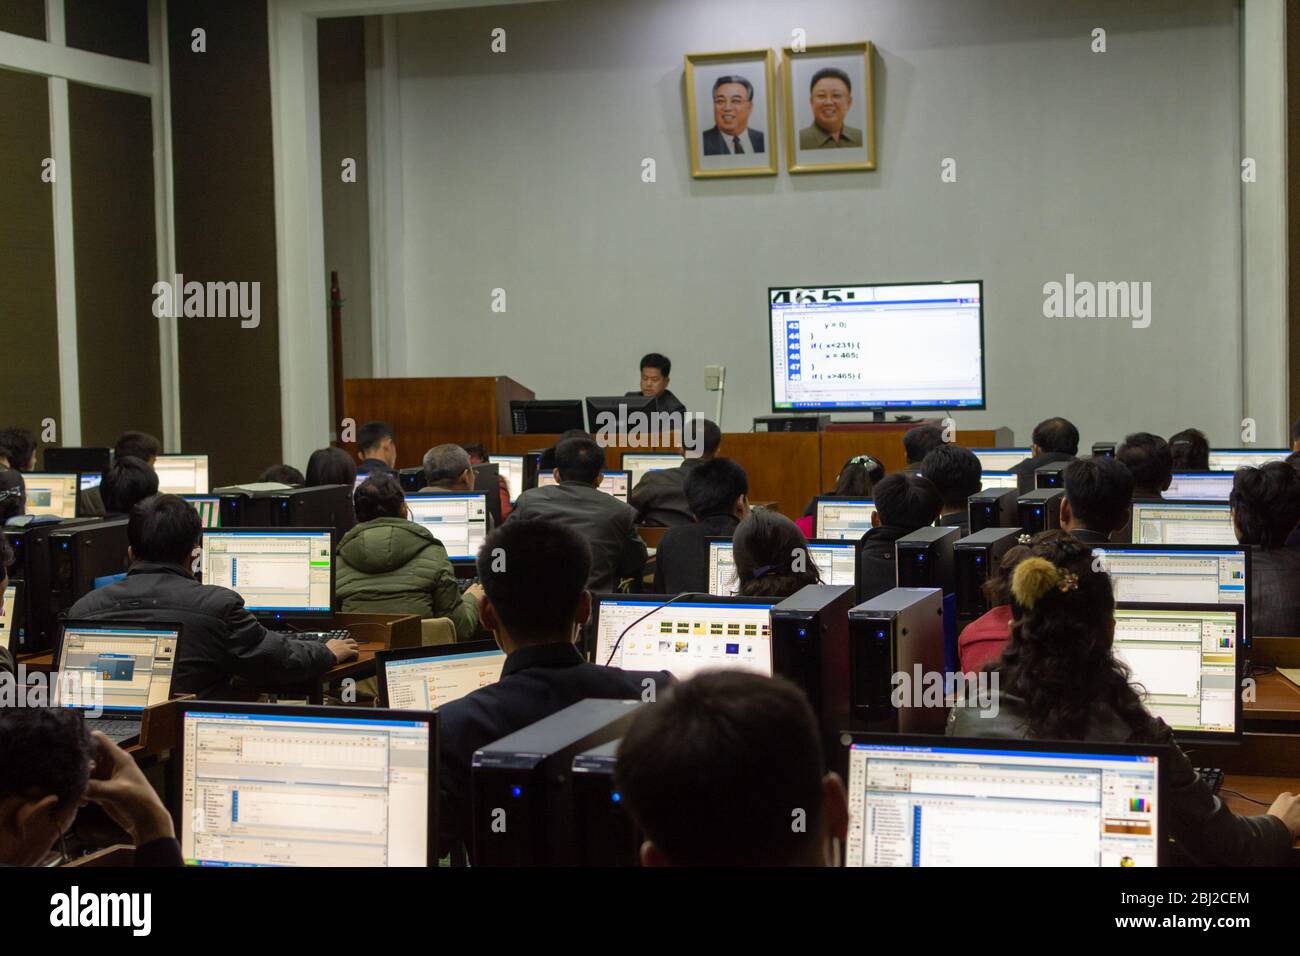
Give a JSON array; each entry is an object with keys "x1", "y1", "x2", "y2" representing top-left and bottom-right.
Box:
[
  {"x1": 100, "y1": 456, "x2": 159, "y2": 519},
  {"x1": 1059, "y1": 456, "x2": 1133, "y2": 544},
  {"x1": 511, "y1": 436, "x2": 646, "y2": 592},
  {"x1": 732, "y1": 508, "x2": 820, "y2": 599},
  {"x1": 1117, "y1": 431, "x2": 1172, "y2": 500},
  {"x1": 902, "y1": 424, "x2": 943, "y2": 470},
  {"x1": 796, "y1": 454, "x2": 884, "y2": 538},
  {"x1": 948, "y1": 532, "x2": 1300, "y2": 865},
  {"x1": 1169, "y1": 427, "x2": 1210, "y2": 471},
  {"x1": 336, "y1": 474, "x2": 483, "y2": 635},
  {"x1": 629, "y1": 419, "x2": 721, "y2": 527},
  {"x1": 258, "y1": 463, "x2": 304, "y2": 486},
  {"x1": 654, "y1": 458, "x2": 750, "y2": 594},
  {"x1": 68, "y1": 494, "x2": 358, "y2": 698},
  {"x1": 1231, "y1": 463, "x2": 1300, "y2": 637},
  {"x1": 82, "y1": 430, "x2": 164, "y2": 518},
  {"x1": 1011, "y1": 416, "x2": 1079, "y2": 493},
  {"x1": 355, "y1": 420, "x2": 398, "y2": 479},
  {"x1": 858, "y1": 472, "x2": 941, "y2": 601},
  {"x1": 436, "y1": 519, "x2": 672, "y2": 860},
  {"x1": 305, "y1": 446, "x2": 357, "y2": 486},
  {"x1": 0, "y1": 467, "x2": 23, "y2": 526},
  {"x1": 957, "y1": 540, "x2": 1030, "y2": 674},
  {"x1": 616, "y1": 671, "x2": 848, "y2": 866},
  {"x1": 0, "y1": 709, "x2": 182, "y2": 866},
  {"x1": 922, "y1": 443, "x2": 982, "y2": 536},
  {"x1": 462, "y1": 443, "x2": 512, "y2": 520},
  {"x1": 0, "y1": 426, "x2": 37, "y2": 472}
]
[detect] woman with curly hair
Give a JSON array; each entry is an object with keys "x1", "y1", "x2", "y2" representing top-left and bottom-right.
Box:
[{"x1": 948, "y1": 530, "x2": 1300, "y2": 865}]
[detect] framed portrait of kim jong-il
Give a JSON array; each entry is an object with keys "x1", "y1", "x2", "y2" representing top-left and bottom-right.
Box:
[
  {"x1": 782, "y1": 42, "x2": 876, "y2": 173},
  {"x1": 684, "y1": 49, "x2": 778, "y2": 178}
]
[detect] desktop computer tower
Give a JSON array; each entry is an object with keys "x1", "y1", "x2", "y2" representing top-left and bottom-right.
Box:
[
  {"x1": 521, "y1": 452, "x2": 541, "y2": 491},
  {"x1": 216, "y1": 490, "x2": 271, "y2": 528},
  {"x1": 1034, "y1": 462, "x2": 1069, "y2": 489},
  {"x1": 848, "y1": 588, "x2": 945, "y2": 734},
  {"x1": 471, "y1": 698, "x2": 645, "y2": 866},
  {"x1": 270, "y1": 484, "x2": 353, "y2": 539},
  {"x1": 968, "y1": 488, "x2": 1019, "y2": 534},
  {"x1": 398, "y1": 468, "x2": 425, "y2": 493},
  {"x1": 4, "y1": 518, "x2": 97, "y2": 653},
  {"x1": 570, "y1": 740, "x2": 638, "y2": 867},
  {"x1": 1018, "y1": 489, "x2": 1064, "y2": 535},
  {"x1": 895, "y1": 526, "x2": 960, "y2": 594},
  {"x1": 50, "y1": 518, "x2": 130, "y2": 614},
  {"x1": 954, "y1": 527, "x2": 1024, "y2": 620},
  {"x1": 771, "y1": 584, "x2": 855, "y2": 748},
  {"x1": 1092, "y1": 442, "x2": 1117, "y2": 459}
]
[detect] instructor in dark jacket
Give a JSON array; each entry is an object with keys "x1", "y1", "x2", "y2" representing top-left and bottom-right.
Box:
[{"x1": 69, "y1": 495, "x2": 357, "y2": 699}]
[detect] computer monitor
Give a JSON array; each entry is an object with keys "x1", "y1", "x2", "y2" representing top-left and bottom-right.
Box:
[
  {"x1": 44, "y1": 446, "x2": 111, "y2": 475},
  {"x1": 585, "y1": 394, "x2": 658, "y2": 433},
  {"x1": 706, "y1": 536, "x2": 858, "y2": 596},
  {"x1": 620, "y1": 452, "x2": 684, "y2": 488},
  {"x1": 405, "y1": 493, "x2": 488, "y2": 561},
  {"x1": 970, "y1": 448, "x2": 1031, "y2": 472},
  {"x1": 23, "y1": 473, "x2": 79, "y2": 518},
  {"x1": 1092, "y1": 545, "x2": 1248, "y2": 612},
  {"x1": 154, "y1": 454, "x2": 210, "y2": 494},
  {"x1": 1206, "y1": 449, "x2": 1288, "y2": 471},
  {"x1": 769, "y1": 281, "x2": 985, "y2": 412},
  {"x1": 814, "y1": 497, "x2": 876, "y2": 541},
  {"x1": 978, "y1": 471, "x2": 1019, "y2": 491},
  {"x1": 199, "y1": 529, "x2": 334, "y2": 620},
  {"x1": 55, "y1": 620, "x2": 179, "y2": 712},
  {"x1": 491, "y1": 454, "x2": 526, "y2": 501},
  {"x1": 376, "y1": 641, "x2": 507, "y2": 709},
  {"x1": 591, "y1": 595, "x2": 776, "y2": 679},
  {"x1": 1131, "y1": 500, "x2": 1236, "y2": 545},
  {"x1": 599, "y1": 470, "x2": 629, "y2": 502},
  {"x1": 79, "y1": 473, "x2": 103, "y2": 492},
  {"x1": 176, "y1": 702, "x2": 436, "y2": 867},
  {"x1": 183, "y1": 495, "x2": 222, "y2": 529},
  {"x1": 0, "y1": 583, "x2": 20, "y2": 652},
  {"x1": 1112, "y1": 604, "x2": 1242, "y2": 739},
  {"x1": 536, "y1": 472, "x2": 558, "y2": 488},
  {"x1": 1163, "y1": 472, "x2": 1234, "y2": 500},
  {"x1": 842, "y1": 734, "x2": 1166, "y2": 867},
  {"x1": 509, "y1": 399, "x2": 585, "y2": 434}
]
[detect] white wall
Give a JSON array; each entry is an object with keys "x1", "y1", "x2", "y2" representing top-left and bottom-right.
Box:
[{"x1": 373, "y1": 0, "x2": 1284, "y2": 449}]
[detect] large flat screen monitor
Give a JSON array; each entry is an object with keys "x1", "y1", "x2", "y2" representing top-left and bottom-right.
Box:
[
  {"x1": 769, "y1": 281, "x2": 985, "y2": 412},
  {"x1": 591, "y1": 595, "x2": 776, "y2": 679}
]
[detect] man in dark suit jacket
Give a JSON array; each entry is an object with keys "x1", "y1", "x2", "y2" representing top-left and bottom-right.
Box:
[
  {"x1": 1059, "y1": 457, "x2": 1134, "y2": 544},
  {"x1": 701, "y1": 75, "x2": 765, "y2": 156},
  {"x1": 437, "y1": 518, "x2": 672, "y2": 860},
  {"x1": 654, "y1": 457, "x2": 750, "y2": 594},
  {"x1": 630, "y1": 419, "x2": 722, "y2": 527},
  {"x1": 1011, "y1": 416, "x2": 1080, "y2": 493},
  {"x1": 858, "y1": 473, "x2": 941, "y2": 602},
  {"x1": 510, "y1": 436, "x2": 647, "y2": 591},
  {"x1": 921, "y1": 443, "x2": 982, "y2": 538}
]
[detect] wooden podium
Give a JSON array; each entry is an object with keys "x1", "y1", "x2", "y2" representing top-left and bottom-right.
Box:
[{"x1": 344, "y1": 376, "x2": 533, "y2": 468}]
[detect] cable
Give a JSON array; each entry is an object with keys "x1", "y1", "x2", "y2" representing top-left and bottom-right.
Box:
[
  {"x1": 1219, "y1": 788, "x2": 1269, "y2": 807},
  {"x1": 602, "y1": 591, "x2": 709, "y2": 667}
]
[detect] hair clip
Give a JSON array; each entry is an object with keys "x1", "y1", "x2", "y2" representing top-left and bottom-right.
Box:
[
  {"x1": 1017, "y1": 533, "x2": 1032, "y2": 545},
  {"x1": 1057, "y1": 569, "x2": 1080, "y2": 593}
]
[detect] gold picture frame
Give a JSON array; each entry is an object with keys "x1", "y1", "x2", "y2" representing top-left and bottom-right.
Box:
[
  {"x1": 684, "y1": 49, "x2": 778, "y2": 178},
  {"x1": 782, "y1": 41, "x2": 876, "y2": 173}
]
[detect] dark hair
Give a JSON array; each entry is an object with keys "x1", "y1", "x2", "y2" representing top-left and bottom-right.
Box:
[
  {"x1": 305, "y1": 447, "x2": 357, "y2": 487},
  {"x1": 639, "y1": 353, "x2": 671, "y2": 378},
  {"x1": 872, "y1": 472, "x2": 941, "y2": 530},
  {"x1": 476, "y1": 518, "x2": 591, "y2": 642},
  {"x1": 461, "y1": 443, "x2": 488, "y2": 462},
  {"x1": 101, "y1": 456, "x2": 160, "y2": 516},
  {"x1": 555, "y1": 436, "x2": 605, "y2": 484},
  {"x1": 0, "y1": 427, "x2": 36, "y2": 472},
  {"x1": 0, "y1": 468, "x2": 24, "y2": 525},
  {"x1": 998, "y1": 531, "x2": 1152, "y2": 739},
  {"x1": 830, "y1": 456, "x2": 884, "y2": 497},
  {"x1": 1286, "y1": 451, "x2": 1300, "y2": 475},
  {"x1": 357, "y1": 421, "x2": 395, "y2": 455},
  {"x1": 732, "y1": 509, "x2": 820, "y2": 598},
  {"x1": 683, "y1": 458, "x2": 748, "y2": 518},
  {"x1": 1031, "y1": 417, "x2": 1080, "y2": 455},
  {"x1": 1117, "y1": 432, "x2": 1172, "y2": 494},
  {"x1": 258, "y1": 464, "x2": 304, "y2": 486},
  {"x1": 615, "y1": 671, "x2": 826, "y2": 866},
  {"x1": 902, "y1": 425, "x2": 944, "y2": 464},
  {"x1": 539, "y1": 429, "x2": 591, "y2": 473},
  {"x1": 810, "y1": 66, "x2": 851, "y2": 94},
  {"x1": 354, "y1": 473, "x2": 405, "y2": 522},
  {"x1": 1230, "y1": 462, "x2": 1300, "y2": 549},
  {"x1": 921, "y1": 444, "x2": 982, "y2": 510},
  {"x1": 698, "y1": 419, "x2": 722, "y2": 458},
  {"x1": 0, "y1": 708, "x2": 93, "y2": 809},
  {"x1": 113, "y1": 431, "x2": 161, "y2": 463},
  {"x1": 128, "y1": 494, "x2": 202, "y2": 566},
  {"x1": 981, "y1": 543, "x2": 1031, "y2": 610},
  {"x1": 1062, "y1": 457, "x2": 1134, "y2": 536},
  {"x1": 1168, "y1": 428, "x2": 1210, "y2": 471},
  {"x1": 711, "y1": 75, "x2": 754, "y2": 101}
]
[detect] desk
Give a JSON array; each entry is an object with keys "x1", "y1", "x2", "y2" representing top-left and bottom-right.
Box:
[
  {"x1": 1245, "y1": 671, "x2": 1300, "y2": 727},
  {"x1": 321, "y1": 640, "x2": 384, "y2": 684}
]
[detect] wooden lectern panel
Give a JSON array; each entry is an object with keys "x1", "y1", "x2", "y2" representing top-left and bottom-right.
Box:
[{"x1": 820, "y1": 426, "x2": 1006, "y2": 479}]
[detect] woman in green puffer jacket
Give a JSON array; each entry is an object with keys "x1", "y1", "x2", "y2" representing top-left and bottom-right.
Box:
[{"x1": 336, "y1": 473, "x2": 482, "y2": 639}]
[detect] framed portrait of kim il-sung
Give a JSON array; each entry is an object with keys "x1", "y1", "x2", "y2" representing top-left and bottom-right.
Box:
[
  {"x1": 684, "y1": 49, "x2": 778, "y2": 178},
  {"x1": 782, "y1": 42, "x2": 876, "y2": 173}
]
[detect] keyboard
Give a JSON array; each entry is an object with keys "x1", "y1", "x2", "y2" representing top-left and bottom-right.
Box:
[
  {"x1": 1195, "y1": 767, "x2": 1224, "y2": 795},
  {"x1": 281, "y1": 629, "x2": 351, "y2": 644},
  {"x1": 456, "y1": 577, "x2": 477, "y2": 593},
  {"x1": 85, "y1": 718, "x2": 142, "y2": 745}
]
